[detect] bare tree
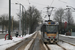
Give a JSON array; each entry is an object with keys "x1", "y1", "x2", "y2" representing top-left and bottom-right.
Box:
[
  {"x1": 54, "y1": 8, "x2": 64, "y2": 31},
  {"x1": 26, "y1": 6, "x2": 42, "y2": 34},
  {"x1": 18, "y1": 6, "x2": 42, "y2": 34},
  {"x1": 0, "y1": 14, "x2": 9, "y2": 33},
  {"x1": 65, "y1": 9, "x2": 74, "y2": 25},
  {"x1": 0, "y1": 14, "x2": 19, "y2": 33}
]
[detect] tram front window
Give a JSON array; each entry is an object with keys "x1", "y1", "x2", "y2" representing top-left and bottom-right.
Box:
[{"x1": 46, "y1": 25, "x2": 58, "y2": 33}]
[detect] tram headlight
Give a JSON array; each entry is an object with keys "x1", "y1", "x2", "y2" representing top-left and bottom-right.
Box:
[
  {"x1": 49, "y1": 37, "x2": 50, "y2": 38},
  {"x1": 54, "y1": 37, "x2": 55, "y2": 38}
]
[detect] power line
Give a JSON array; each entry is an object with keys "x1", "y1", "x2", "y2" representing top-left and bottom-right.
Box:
[
  {"x1": 58, "y1": 0, "x2": 74, "y2": 6},
  {"x1": 45, "y1": 6, "x2": 55, "y2": 20},
  {"x1": 27, "y1": 0, "x2": 47, "y2": 6},
  {"x1": 50, "y1": 0, "x2": 54, "y2": 6},
  {"x1": 58, "y1": 0, "x2": 67, "y2": 4},
  {"x1": 28, "y1": 0, "x2": 31, "y2": 5},
  {"x1": 26, "y1": 0, "x2": 31, "y2": 6}
]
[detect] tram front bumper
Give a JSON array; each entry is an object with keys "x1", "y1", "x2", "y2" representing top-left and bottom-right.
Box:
[
  {"x1": 50, "y1": 38, "x2": 58, "y2": 43},
  {"x1": 43, "y1": 38, "x2": 58, "y2": 43}
]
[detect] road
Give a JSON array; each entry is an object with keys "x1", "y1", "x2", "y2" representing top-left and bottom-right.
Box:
[
  {"x1": 6, "y1": 33, "x2": 35, "y2": 50},
  {"x1": 59, "y1": 35, "x2": 75, "y2": 45},
  {"x1": 29, "y1": 32, "x2": 45, "y2": 50},
  {"x1": 6, "y1": 31, "x2": 46, "y2": 50},
  {"x1": 5, "y1": 31, "x2": 75, "y2": 50}
]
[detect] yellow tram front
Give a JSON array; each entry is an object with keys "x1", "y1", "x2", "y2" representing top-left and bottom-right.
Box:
[{"x1": 42, "y1": 21, "x2": 59, "y2": 44}]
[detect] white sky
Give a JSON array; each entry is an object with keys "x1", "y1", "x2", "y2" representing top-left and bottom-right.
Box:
[{"x1": 0, "y1": 0, "x2": 75, "y2": 22}]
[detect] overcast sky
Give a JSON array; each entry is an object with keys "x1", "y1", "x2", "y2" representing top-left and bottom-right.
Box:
[{"x1": 0, "y1": 0, "x2": 75, "y2": 21}]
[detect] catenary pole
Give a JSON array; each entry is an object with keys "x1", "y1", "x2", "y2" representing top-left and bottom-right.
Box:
[
  {"x1": 8, "y1": 0, "x2": 11, "y2": 39},
  {"x1": 19, "y1": 4, "x2": 22, "y2": 36}
]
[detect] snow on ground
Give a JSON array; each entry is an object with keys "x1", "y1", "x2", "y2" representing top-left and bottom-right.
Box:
[
  {"x1": 58, "y1": 41, "x2": 75, "y2": 50},
  {"x1": 38, "y1": 31, "x2": 41, "y2": 35},
  {"x1": 47, "y1": 42, "x2": 75, "y2": 50},
  {"x1": 0, "y1": 31, "x2": 36, "y2": 50},
  {"x1": 47, "y1": 44, "x2": 63, "y2": 50},
  {"x1": 59, "y1": 34, "x2": 75, "y2": 38}
]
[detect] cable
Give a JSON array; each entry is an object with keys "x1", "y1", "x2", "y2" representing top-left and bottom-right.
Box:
[
  {"x1": 28, "y1": 0, "x2": 31, "y2": 5},
  {"x1": 26, "y1": 0, "x2": 31, "y2": 6},
  {"x1": 32, "y1": 2, "x2": 47, "y2": 6},
  {"x1": 58, "y1": 0, "x2": 67, "y2": 4},
  {"x1": 27, "y1": 0, "x2": 47, "y2": 6},
  {"x1": 50, "y1": 0, "x2": 54, "y2": 6}
]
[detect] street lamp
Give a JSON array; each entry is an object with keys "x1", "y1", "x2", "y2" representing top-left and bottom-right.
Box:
[
  {"x1": 21, "y1": 5, "x2": 26, "y2": 36},
  {"x1": 15, "y1": 3, "x2": 26, "y2": 36},
  {"x1": 15, "y1": 3, "x2": 22, "y2": 36},
  {"x1": 66, "y1": 5, "x2": 75, "y2": 10}
]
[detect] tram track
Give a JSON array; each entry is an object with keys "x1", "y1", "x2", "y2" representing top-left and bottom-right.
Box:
[
  {"x1": 45, "y1": 44, "x2": 50, "y2": 50},
  {"x1": 15, "y1": 38, "x2": 31, "y2": 50},
  {"x1": 6, "y1": 32, "x2": 37, "y2": 50},
  {"x1": 29, "y1": 32, "x2": 41, "y2": 50},
  {"x1": 45, "y1": 43, "x2": 66, "y2": 50},
  {"x1": 28, "y1": 31, "x2": 46, "y2": 50},
  {"x1": 25, "y1": 33, "x2": 37, "y2": 50},
  {"x1": 59, "y1": 40, "x2": 75, "y2": 46},
  {"x1": 56, "y1": 43, "x2": 66, "y2": 50},
  {"x1": 27, "y1": 31, "x2": 75, "y2": 50},
  {"x1": 44, "y1": 40, "x2": 75, "y2": 50},
  {"x1": 6, "y1": 31, "x2": 75, "y2": 50}
]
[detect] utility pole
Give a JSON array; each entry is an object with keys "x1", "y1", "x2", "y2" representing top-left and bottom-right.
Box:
[
  {"x1": 15, "y1": 3, "x2": 26, "y2": 36},
  {"x1": 24, "y1": 11, "x2": 26, "y2": 35},
  {"x1": 19, "y1": 4, "x2": 22, "y2": 36},
  {"x1": 8, "y1": 0, "x2": 11, "y2": 39},
  {"x1": 29, "y1": 6, "x2": 31, "y2": 34},
  {"x1": 12, "y1": 16, "x2": 13, "y2": 32},
  {"x1": 45, "y1": 6, "x2": 54, "y2": 20},
  {"x1": 21, "y1": 5, "x2": 26, "y2": 36},
  {"x1": 22, "y1": 5, "x2": 24, "y2": 37}
]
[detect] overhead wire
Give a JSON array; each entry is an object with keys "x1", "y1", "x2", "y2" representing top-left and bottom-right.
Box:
[
  {"x1": 58, "y1": 0, "x2": 75, "y2": 9},
  {"x1": 58, "y1": 0, "x2": 67, "y2": 4},
  {"x1": 15, "y1": 0, "x2": 55, "y2": 16},
  {"x1": 50, "y1": 0, "x2": 54, "y2": 7},
  {"x1": 26, "y1": 0, "x2": 48, "y2": 12},
  {"x1": 28, "y1": 0, "x2": 31, "y2": 5},
  {"x1": 58, "y1": 0, "x2": 74, "y2": 6},
  {"x1": 15, "y1": 0, "x2": 46, "y2": 12},
  {"x1": 27, "y1": 0, "x2": 48, "y2": 7},
  {"x1": 30, "y1": 1, "x2": 47, "y2": 6}
]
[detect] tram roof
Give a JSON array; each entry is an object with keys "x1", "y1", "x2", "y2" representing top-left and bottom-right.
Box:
[{"x1": 43, "y1": 20, "x2": 59, "y2": 25}]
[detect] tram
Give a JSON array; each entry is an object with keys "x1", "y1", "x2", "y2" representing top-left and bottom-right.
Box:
[{"x1": 41, "y1": 20, "x2": 59, "y2": 44}]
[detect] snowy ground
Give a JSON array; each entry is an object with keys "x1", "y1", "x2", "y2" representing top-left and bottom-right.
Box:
[
  {"x1": 44, "y1": 32, "x2": 75, "y2": 50},
  {"x1": 47, "y1": 44, "x2": 63, "y2": 50},
  {"x1": 47, "y1": 41, "x2": 75, "y2": 50},
  {"x1": 58, "y1": 41, "x2": 75, "y2": 50},
  {"x1": 0, "y1": 31, "x2": 75, "y2": 50},
  {"x1": 59, "y1": 34, "x2": 75, "y2": 38},
  {"x1": 0, "y1": 31, "x2": 36, "y2": 50}
]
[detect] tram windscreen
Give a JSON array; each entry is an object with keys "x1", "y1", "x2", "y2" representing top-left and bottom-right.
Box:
[{"x1": 46, "y1": 25, "x2": 58, "y2": 33}]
